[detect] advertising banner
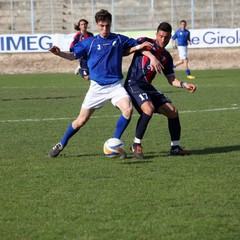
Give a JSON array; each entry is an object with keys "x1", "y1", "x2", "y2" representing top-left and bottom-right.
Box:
[
  {"x1": 0, "y1": 34, "x2": 74, "y2": 53},
  {"x1": 0, "y1": 28, "x2": 239, "y2": 53},
  {"x1": 189, "y1": 28, "x2": 240, "y2": 48}
]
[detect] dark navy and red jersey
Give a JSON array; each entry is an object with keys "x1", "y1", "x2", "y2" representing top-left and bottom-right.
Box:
[
  {"x1": 126, "y1": 37, "x2": 174, "y2": 86},
  {"x1": 125, "y1": 37, "x2": 174, "y2": 113},
  {"x1": 70, "y1": 31, "x2": 94, "y2": 49}
]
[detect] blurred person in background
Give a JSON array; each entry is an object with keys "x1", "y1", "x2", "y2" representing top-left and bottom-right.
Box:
[
  {"x1": 70, "y1": 19, "x2": 93, "y2": 80},
  {"x1": 171, "y1": 20, "x2": 195, "y2": 79}
]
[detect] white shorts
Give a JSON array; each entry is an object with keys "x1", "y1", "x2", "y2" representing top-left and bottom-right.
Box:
[
  {"x1": 177, "y1": 46, "x2": 188, "y2": 60},
  {"x1": 82, "y1": 80, "x2": 130, "y2": 109}
]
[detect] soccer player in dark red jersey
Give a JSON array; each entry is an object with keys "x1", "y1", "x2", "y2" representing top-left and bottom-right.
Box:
[
  {"x1": 125, "y1": 22, "x2": 196, "y2": 159},
  {"x1": 70, "y1": 19, "x2": 93, "y2": 80}
]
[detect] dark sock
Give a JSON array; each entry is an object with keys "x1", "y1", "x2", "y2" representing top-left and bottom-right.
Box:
[
  {"x1": 135, "y1": 113, "x2": 152, "y2": 139},
  {"x1": 168, "y1": 117, "x2": 181, "y2": 147}
]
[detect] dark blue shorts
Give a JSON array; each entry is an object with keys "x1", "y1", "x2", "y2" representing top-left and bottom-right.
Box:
[
  {"x1": 125, "y1": 81, "x2": 171, "y2": 114},
  {"x1": 79, "y1": 58, "x2": 89, "y2": 78}
]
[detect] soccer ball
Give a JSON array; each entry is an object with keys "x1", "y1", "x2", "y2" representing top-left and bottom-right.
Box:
[{"x1": 103, "y1": 138, "x2": 125, "y2": 158}]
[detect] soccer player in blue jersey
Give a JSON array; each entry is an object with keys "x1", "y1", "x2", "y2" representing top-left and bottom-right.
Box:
[
  {"x1": 48, "y1": 9, "x2": 160, "y2": 158},
  {"x1": 171, "y1": 20, "x2": 195, "y2": 79},
  {"x1": 70, "y1": 18, "x2": 93, "y2": 79},
  {"x1": 125, "y1": 22, "x2": 196, "y2": 159}
]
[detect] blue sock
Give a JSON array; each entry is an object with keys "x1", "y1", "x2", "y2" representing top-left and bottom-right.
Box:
[
  {"x1": 60, "y1": 123, "x2": 80, "y2": 147},
  {"x1": 186, "y1": 69, "x2": 191, "y2": 76},
  {"x1": 113, "y1": 115, "x2": 130, "y2": 139}
]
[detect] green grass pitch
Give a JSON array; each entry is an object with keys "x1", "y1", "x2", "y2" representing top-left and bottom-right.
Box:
[{"x1": 0, "y1": 69, "x2": 240, "y2": 239}]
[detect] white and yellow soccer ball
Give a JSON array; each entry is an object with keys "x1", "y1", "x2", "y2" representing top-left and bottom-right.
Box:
[{"x1": 103, "y1": 138, "x2": 126, "y2": 158}]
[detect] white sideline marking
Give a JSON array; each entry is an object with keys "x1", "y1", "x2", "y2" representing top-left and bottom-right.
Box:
[
  {"x1": 180, "y1": 106, "x2": 240, "y2": 114},
  {"x1": 0, "y1": 106, "x2": 239, "y2": 123},
  {"x1": 1, "y1": 86, "x2": 90, "y2": 90}
]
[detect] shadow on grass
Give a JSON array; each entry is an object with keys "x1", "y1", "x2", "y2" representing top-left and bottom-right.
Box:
[
  {"x1": 2, "y1": 95, "x2": 78, "y2": 101},
  {"x1": 121, "y1": 152, "x2": 167, "y2": 164},
  {"x1": 144, "y1": 145, "x2": 240, "y2": 157},
  {"x1": 189, "y1": 145, "x2": 240, "y2": 155},
  {"x1": 121, "y1": 159, "x2": 153, "y2": 164},
  {"x1": 45, "y1": 153, "x2": 101, "y2": 159},
  {"x1": 62, "y1": 153, "x2": 102, "y2": 158},
  {"x1": 46, "y1": 145, "x2": 239, "y2": 160},
  {"x1": 122, "y1": 145, "x2": 240, "y2": 160}
]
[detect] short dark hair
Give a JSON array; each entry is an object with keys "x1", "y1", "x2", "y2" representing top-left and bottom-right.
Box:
[
  {"x1": 95, "y1": 9, "x2": 112, "y2": 23},
  {"x1": 157, "y1": 22, "x2": 172, "y2": 33},
  {"x1": 180, "y1": 20, "x2": 187, "y2": 24},
  {"x1": 74, "y1": 19, "x2": 88, "y2": 31}
]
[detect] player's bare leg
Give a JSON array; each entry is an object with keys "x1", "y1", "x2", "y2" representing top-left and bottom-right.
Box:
[
  {"x1": 174, "y1": 59, "x2": 184, "y2": 68},
  {"x1": 115, "y1": 96, "x2": 133, "y2": 120},
  {"x1": 72, "y1": 108, "x2": 95, "y2": 129}
]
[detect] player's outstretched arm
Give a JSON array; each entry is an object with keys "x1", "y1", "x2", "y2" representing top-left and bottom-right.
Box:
[
  {"x1": 142, "y1": 51, "x2": 164, "y2": 74},
  {"x1": 49, "y1": 46, "x2": 76, "y2": 61},
  {"x1": 123, "y1": 41, "x2": 153, "y2": 56},
  {"x1": 167, "y1": 76, "x2": 196, "y2": 93}
]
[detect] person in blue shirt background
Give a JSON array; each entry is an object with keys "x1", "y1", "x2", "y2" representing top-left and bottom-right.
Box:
[
  {"x1": 48, "y1": 9, "x2": 160, "y2": 158},
  {"x1": 171, "y1": 20, "x2": 195, "y2": 79}
]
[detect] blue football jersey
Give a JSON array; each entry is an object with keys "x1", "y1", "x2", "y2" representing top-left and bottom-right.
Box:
[
  {"x1": 71, "y1": 33, "x2": 137, "y2": 85},
  {"x1": 172, "y1": 29, "x2": 191, "y2": 46},
  {"x1": 126, "y1": 37, "x2": 174, "y2": 85}
]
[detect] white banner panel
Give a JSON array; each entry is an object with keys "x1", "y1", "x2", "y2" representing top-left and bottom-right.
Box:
[
  {"x1": 0, "y1": 28, "x2": 239, "y2": 53},
  {"x1": 189, "y1": 28, "x2": 240, "y2": 48},
  {"x1": 0, "y1": 34, "x2": 74, "y2": 53}
]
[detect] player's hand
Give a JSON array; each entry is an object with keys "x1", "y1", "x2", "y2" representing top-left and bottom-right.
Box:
[
  {"x1": 186, "y1": 83, "x2": 196, "y2": 93},
  {"x1": 149, "y1": 56, "x2": 164, "y2": 74},
  {"x1": 140, "y1": 41, "x2": 154, "y2": 51},
  {"x1": 49, "y1": 45, "x2": 61, "y2": 55}
]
